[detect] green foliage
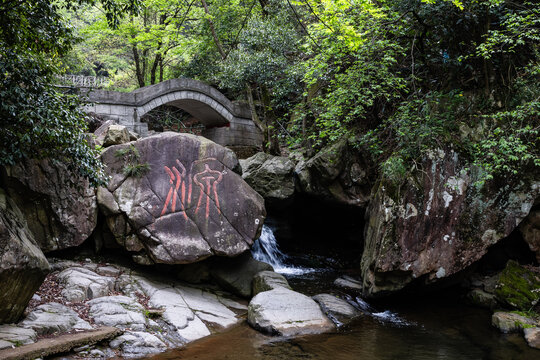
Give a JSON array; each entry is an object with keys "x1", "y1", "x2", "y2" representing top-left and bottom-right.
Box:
[
  {"x1": 475, "y1": 1, "x2": 539, "y2": 59},
  {"x1": 43, "y1": 0, "x2": 538, "y2": 186},
  {"x1": 123, "y1": 163, "x2": 151, "y2": 177},
  {"x1": 362, "y1": 91, "x2": 466, "y2": 181},
  {"x1": 0, "y1": 0, "x2": 115, "y2": 187},
  {"x1": 115, "y1": 145, "x2": 141, "y2": 159},
  {"x1": 295, "y1": 0, "x2": 407, "y2": 147},
  {"x1": 115, "y1": 145, "x2": 150, "y2": 177},
  {"x1": 468, "y1": 56, "x2": 540, "y2": 185}
]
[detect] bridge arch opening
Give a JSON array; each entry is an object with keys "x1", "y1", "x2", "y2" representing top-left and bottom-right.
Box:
[
  {"x1": 142, "y1": 105, "x2": 206, "y2": 135},
  {"x1": 136, "y1": 90, "x2": 233, "y2": 129}
]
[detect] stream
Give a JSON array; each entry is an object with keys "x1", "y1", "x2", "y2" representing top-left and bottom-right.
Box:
[{"x1": 147, "y1": 225, "x2": 538, "y2": 360}]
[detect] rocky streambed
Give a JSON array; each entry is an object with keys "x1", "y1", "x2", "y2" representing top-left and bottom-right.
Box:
[
  {"x1": 0, "y1": 124, "x2": 539, "y2": 358},
  {"x1": 0, "y1": 257, "x2": 250, "y2": 358}
]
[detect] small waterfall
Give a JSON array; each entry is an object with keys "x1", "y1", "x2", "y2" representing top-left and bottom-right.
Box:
[
  {"x1": 252, "y1": 225, "x2": 289, "y2": 269},
  {"x1": 252, "y1": 225, "x2": 314, "y2": 275}
]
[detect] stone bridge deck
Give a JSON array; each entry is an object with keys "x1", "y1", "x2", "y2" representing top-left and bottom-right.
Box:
[{"x1": 84, "y1": 78, "x2": 262, "y2": 152}]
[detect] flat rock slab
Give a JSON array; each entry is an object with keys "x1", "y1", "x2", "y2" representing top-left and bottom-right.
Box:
[
  {"x1": 0, "y1": 327, "x2": 121, "y2": 360},
  {"x1": 0, "y1": 325, "x2": 37, "y2": 350},
  {"x1": 88, "y1": 296, "x2": 148, "y2": 331},
  {"x1": 21, "y1": 302, "x2": 92, "y2": 335},
  {"x1": 248, "y1": 288, "x2": 335, "y2": 336}
]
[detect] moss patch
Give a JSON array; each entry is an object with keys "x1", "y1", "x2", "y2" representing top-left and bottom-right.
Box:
[{"x1": 495, "y1": 260, "x2": 540, "y2": 311}]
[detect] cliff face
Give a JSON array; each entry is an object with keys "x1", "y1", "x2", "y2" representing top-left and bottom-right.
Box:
[
  {"x1": 360, "y1": 149, "x2": 539, "y2": 296},
  {"x1": 3, "y1": 159, "x2": 98, "y2": 252},
  {"x1": 0, "y1": 189, "x2": 49, "y2": 323}
]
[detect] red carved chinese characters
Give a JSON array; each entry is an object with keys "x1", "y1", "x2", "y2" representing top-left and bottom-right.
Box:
[
  {"x1": 161, "y1": 160, "x2": 188, "y2": 219},
  {"x1": 193, "y1": 164, "x2": 223, "y2": 218},
  {"x1": 160, "y1": 158, "x2": 223, "y2": 220}
]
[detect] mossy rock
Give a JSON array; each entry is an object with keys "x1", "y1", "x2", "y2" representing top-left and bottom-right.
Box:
[{"x1": 494, "y1": 261, "x2": 540, "y2": 311}]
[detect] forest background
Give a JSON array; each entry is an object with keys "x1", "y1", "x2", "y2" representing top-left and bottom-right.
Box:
[{"x1": 0, "y1": 0, "x2": 538, "y2": 187}]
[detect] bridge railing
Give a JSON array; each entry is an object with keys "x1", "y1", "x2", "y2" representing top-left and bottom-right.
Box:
[{"x1": 56, "y1": 75, "x2": 110, "y2": 88}]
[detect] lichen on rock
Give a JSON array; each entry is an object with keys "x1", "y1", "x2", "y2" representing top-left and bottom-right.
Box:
[{"x1": 361, "y1": 148, "x2": 539, "y2": 296}]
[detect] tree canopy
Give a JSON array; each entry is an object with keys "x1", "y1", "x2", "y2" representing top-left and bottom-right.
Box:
[{"x1": 1, "y1": 0, "x2": 538, "y2": 186}]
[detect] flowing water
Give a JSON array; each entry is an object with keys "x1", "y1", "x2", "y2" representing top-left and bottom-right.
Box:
[
  {"x1": 251, "y1": 225, "x2": 317, "y2": 276},
  {"x1": 147, "y1": 226, "x2": 539, "y2": 360}
]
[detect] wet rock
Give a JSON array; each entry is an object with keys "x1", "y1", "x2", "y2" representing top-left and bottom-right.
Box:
[
  {"x1": 0, "y1": 189, "x2": 50, "y2": 323},
  {"x1": 98, "y1": 132, "x2": 265, "y2": 264},
  {"x1": 248, "y1": 287, "x2": 335, "y2": 336},
  {"x1": 524, "y1": 327, "x2": 540, "y2": 349},
  {"x1": 211, "y1": 253, "x2": 273, "y2": 298},
  {"x1": 520, "y1": 209, "x2": 540, "y2": 262},
  {"x1": 3, "y1": 158, "x2": 97, "y2": 252},
  {"x1": 334, "y1": 276, "x2": 362, "y2": 293},
  {"x1": 494, "y1": 261, "x2": 540, "y2": 311},
  {"x1": 312, "y1": 294, "x2": 361, "y2": 325},
  {"x1": 492, "y1": 311, "x2": 539, "y2": 333},
  {"x1": 361, "y1": 149, "x2": 539, "y2": 296},
  {"x1": 467, "y1": 289, "x2": 498, "y2": 309},
  {"x1": 103, "y1": 125, "x2": 131, "y2": 147},
  {"x1": 56, "y1": 267, "x2": 115, "y2": 302},
  {"x1": 88, "y1": 296, "x2": 147, "y2": 331},
  {"x1": 240, "y1": 152, "x2": 296, "y2": 203},
  {"x1": 252, "y1": 271, "x2": 291, "y2": 295},
  {"x1": 21, "y1": 303, "x2": 92, "y2": 335},
  {"x1": 109, "y1": 331, "x2": 167, "y2": 358},
  {"x1": 0, "y1": 325, "x2": 37, "y2": 349},
  {"x1": 295, "y1": 139, "x2": 371, "y2": 207}
]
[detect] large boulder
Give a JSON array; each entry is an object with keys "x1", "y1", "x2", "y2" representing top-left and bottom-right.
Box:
[
  {"x1": 295, "y1": 139, "x2": 372, "y2": 206},
  {"x1": 240, "y1": 152, "x2": 296, "y2": 203},
  {"x1": 103, "y1": 124, "x2": 131, "y2": 147},
  {"x1": 0, "y1": 189, "x2": 50, "y2": 323},
  {"x1": 247, "y1": 287, "x2": 335, "y2": 336},
  {"x1": 3, "y1": 159, "x2": 98, "y2": 252},
  {"x1": 98, "y1": 132, "x2": 266, "y2": 264},
  {"x1": 361, "y1": 149, "x2": 539, "y2": 296}
]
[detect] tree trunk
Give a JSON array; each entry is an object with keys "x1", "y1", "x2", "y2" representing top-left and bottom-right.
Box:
[
  {"x1": 246, "y1": 83, "x2": 268, "y2": 152},
  {"x1": 261, "y1": 85, "x2": 280, "y2": 155},
  {"x1": 132, "y1": 45, "x2": 145, "y2": 88},
  {"x1": 200, "y1": 0, "x2": 227, "y2": 60},
  {"x1": 150, "y1": 53, "x2": 161, "y2": 85},
  {"x1": 159, "y1": 58, "x2": 164, "y2": 82}
]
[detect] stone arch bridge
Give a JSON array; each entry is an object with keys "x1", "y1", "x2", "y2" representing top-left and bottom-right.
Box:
[{"x1": 84, "y1": 78, "x2": 262, "y2": 153}]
